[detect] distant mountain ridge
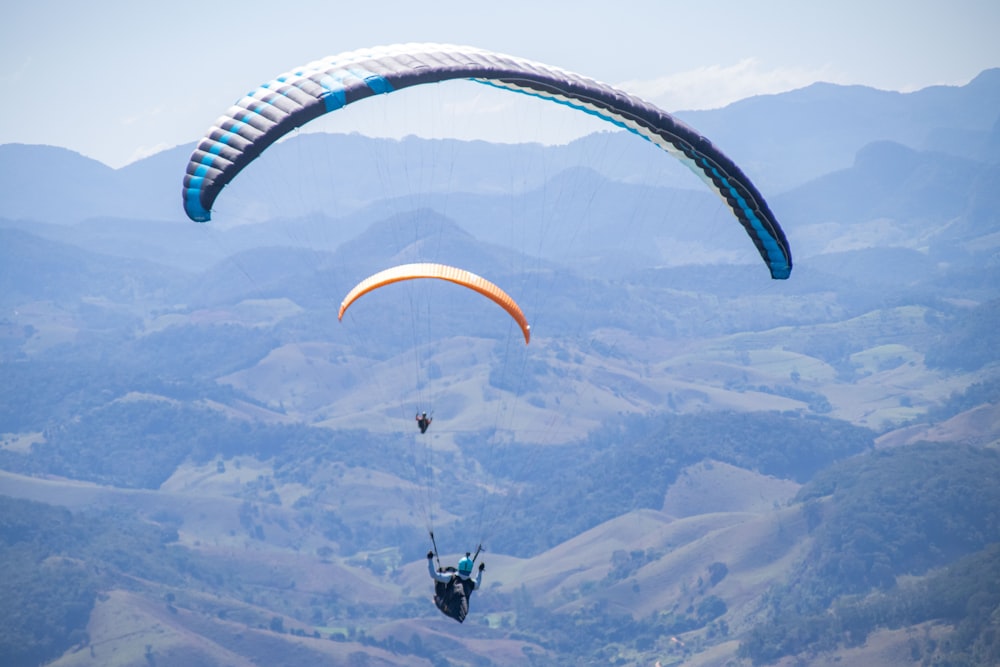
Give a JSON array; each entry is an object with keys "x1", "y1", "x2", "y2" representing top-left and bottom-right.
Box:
[
  {"x1": 2, "y1": 138, "x2": 996, "y2": 283},
  {"x1": 1, "y1": 68, "x2": 997, "y2": 228},
  {"x1": 679, "y1": 68, "x2": 1000, "y2": 189}
]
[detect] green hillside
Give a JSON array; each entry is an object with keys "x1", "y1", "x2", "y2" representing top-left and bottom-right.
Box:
[{"x1": 3, "y1": 437, "x2": 998, "y2": 666}]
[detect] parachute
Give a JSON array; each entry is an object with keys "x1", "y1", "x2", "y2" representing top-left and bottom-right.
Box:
[
  {"x1": 182, "y1": 43, "x2": 792, "y2": 279},
  {"x1": 338, "y1": 263, "x2": 530, "y2": 344}
]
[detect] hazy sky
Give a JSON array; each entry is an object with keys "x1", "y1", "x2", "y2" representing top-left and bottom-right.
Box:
[{"x1": 3, "y1": 0, "x2": 998, "y2": 167}]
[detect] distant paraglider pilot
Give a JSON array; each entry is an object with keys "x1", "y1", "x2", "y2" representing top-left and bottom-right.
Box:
[
  {"x1": 427, "y1": 551, "x2": 484, "y2": 623},
  {"x1": 416, "y1": 412, "x2": 432, "y2": 434}
]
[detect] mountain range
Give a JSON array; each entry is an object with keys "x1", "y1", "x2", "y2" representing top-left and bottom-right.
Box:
[{"x1": 1, "y1": 70, "x2": 999, "y2": 667}]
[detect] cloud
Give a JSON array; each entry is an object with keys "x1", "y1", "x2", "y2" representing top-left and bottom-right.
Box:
[
  {"x1": 0, "y1": 55, "x2": 32, "y2": 84},
  {"x1": 126, "y1": 142, "x2": 172, "y2": 166},
  {"x1": 617, "y1": 59, "x2": 846, "y2": 111}
]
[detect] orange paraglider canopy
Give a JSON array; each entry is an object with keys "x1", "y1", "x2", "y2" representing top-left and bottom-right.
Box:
[{"x1": 338, "y1": 263, "x2": 531, "y2": 344}]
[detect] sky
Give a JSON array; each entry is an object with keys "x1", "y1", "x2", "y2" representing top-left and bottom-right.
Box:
[{"x1": 2, "y1": 0, "x2": 998, "y2": 168}]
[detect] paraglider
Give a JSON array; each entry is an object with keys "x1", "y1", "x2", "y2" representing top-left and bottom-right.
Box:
[
  {"x1": 427, "y1": 543, "x2": 485, "y2": 623},
  {"x1": 338, "y1": 262, "x2": 531, "y2": 345},
  {"x1": 182, "y1": 42, "x2": 792, "y2": 279},
  {"x1": 416, "y1": 412, "x2": 432, "y2": 434}
]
